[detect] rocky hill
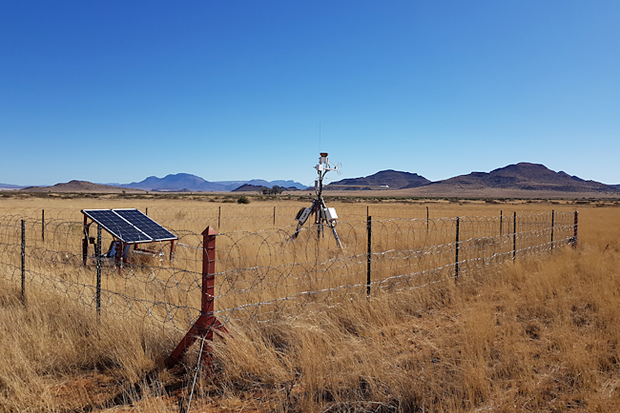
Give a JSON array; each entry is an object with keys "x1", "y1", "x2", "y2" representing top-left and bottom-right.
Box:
[
  {"x1": 327, "y1": 170, "x2": 430, "y2": 190},
  {"x1": 428, "y1": 163, "x2": 616, "y2": 193}
]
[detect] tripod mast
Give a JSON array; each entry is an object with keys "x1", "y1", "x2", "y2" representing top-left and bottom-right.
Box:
[{"x1": 292, "y1": 153, "x2": 343, "y2": 248}]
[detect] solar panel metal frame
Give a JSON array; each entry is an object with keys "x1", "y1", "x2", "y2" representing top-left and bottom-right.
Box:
[{"x1": 82, "y1": 208, "x2": 177, "y2": 244}]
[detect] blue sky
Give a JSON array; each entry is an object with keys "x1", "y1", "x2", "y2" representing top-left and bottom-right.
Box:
[{"x1": 1, "y1": 1, "x2": 619, "y2": 186}]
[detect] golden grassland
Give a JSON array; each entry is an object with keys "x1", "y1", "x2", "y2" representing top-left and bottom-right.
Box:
[{"x1": 0, "y1": 193, "x2": 619, "y2": 412}]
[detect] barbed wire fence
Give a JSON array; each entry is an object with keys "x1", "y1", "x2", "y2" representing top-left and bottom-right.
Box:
[{"x1": 0, "y1": 208, "x2": 578, "y2": 369}]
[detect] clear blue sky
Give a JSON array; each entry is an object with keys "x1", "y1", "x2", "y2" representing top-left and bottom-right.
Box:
[{"x1": 1, "y1": 1, "x2": 619, "y2": 186}]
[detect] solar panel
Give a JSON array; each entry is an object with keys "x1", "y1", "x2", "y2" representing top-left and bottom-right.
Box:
[
  {"x1": 82, "y1": 209, "x2": 177, "y2": 244},
  {"x1": 115, "y1": 209, "x2": 177, "y2": 241}
]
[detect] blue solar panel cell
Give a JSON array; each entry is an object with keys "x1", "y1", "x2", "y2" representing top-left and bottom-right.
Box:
[
  {"x1": 82, "y1": 209, "x2": 177, "y2": 244},
  {"x1": 115, "y1": 209, "x2": 176, "y2": 241},
  {"x1": 83, "y1": 209, "x2": 150, "y2": 243}
]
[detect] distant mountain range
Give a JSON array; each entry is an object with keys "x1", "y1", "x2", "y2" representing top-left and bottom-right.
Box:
[
  {"x1": 5, "y1": 163, "x2": 620, "y2": 196},
  {"x1": 21, "y1": 180, "x2": 146, "y2": 193},
  {"x1": 328, "y1": 163, "x2": 620, "y2": 194},
  {"x1": 116, "y1": 173, "x2": 308, "y2": 192},
  {"x1": 0, "y1": 183, "x2": 25, "y2": 189}
]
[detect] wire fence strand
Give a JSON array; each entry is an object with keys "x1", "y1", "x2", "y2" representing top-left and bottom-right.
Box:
[{"x1": 0, "y1": 209, "x2": 577, "y2": 338}]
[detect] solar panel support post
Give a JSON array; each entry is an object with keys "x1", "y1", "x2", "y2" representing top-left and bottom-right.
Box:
[
  {"x1": 116, "y1": 241, "x2": 124, "y2": 275},
  {"x1": 96, "y1": 225, "x2": 102, "y2": 318},
  {"x1": 82, "y1": 214, "x2": 89, "y2": 266},
  {"x1": 165, "y1": 226, "x2": 228, "y2": 370},
  {"x1": 169, "y1": 240, "x2": 175, "y2": 261}
]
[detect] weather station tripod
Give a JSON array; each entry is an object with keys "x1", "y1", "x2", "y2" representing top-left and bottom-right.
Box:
[{"x1": 292, "y1": 153, "x2": 343, "y2": 248}]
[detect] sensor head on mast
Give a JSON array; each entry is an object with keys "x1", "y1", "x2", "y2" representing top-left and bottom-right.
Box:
[{"x1": 315, "y1": 152, "x2": 337, "y2": 173}]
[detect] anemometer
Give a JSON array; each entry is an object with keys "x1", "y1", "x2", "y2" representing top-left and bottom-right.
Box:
[{"x1": 292, "y1": 153, "x2": 343, "y2": 248}]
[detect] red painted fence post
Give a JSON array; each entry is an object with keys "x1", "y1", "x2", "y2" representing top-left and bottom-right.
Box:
[{"x1": 165, "y1": 226, "x2": 228, "y2": 370}]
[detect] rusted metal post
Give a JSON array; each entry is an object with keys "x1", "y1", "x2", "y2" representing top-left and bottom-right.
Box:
[
  {"x1": 169, "y1": 239, "x2": 175, "y2": 261},
  {"x1": 202, "y1": 227, "x2": 217, "y2": 316},
  {"x1": 165, "y1": 226, "x2": 228, "y2": 370}
]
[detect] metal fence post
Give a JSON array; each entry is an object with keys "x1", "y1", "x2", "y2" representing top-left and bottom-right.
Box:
[
  {"x1": 146, "y1": 207, "x2": 148, "y2": 216},
  {"x1": 165, "y1": 226, "x2": 228, "y2": 370},
  {"x1": 513, "y1": 212, "x2": 517, "y2": 260},
  {"x1": 367, "y1": 215, "x2": 372, "y2": 296},
  {"x1": 273, "y1": 206, "x2": 276, "y2": 226},
  {"x1": 21, "y1": 220, "x2": 26, "y2": 304},
  {"x1": 455, "y1": 217, "x2": 460, "y2": 280},
  {"x1": 41, "y1": 209, "x2": 45, "y2": 242},
  {"x1": 550, "y1": 210, "x2": 555, "y2": 250},
  {"x1": 573, "y1": 210, "x2": 579, "y2": 248},
  {"x1": 96, "y1": 225, "x2": 102, "y2": 318},
  {"x1": 426, "y1": 206, "x2": 429, "y2": 232},
  {"x1": 218, "y1": 206, "x2": 221, "y2": 230},
  {"x1": 499, "y1": 210, "x2": 503, "y2": 237}
]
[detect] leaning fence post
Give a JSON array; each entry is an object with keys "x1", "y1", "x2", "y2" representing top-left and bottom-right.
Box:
[
  {"x1": 96, "y1": 225, "x2": 102, "y2": 318},
  {"x1": 165, "y1": 226, "x2": 228, "y2": 370},
  {"x1": 513, "y1": 212, "x2": 517, "y2": 260},
  {"x1": 550, "y1": 210, "x2": 555, "y2": 250},
  {"x1": 367, "y1": 215, "x2": 372, "y2": 296},
  {"x1": 21, "y1": 219, "x2": 26, "y2": 304},
  {"x1": 455, "y1": 217, "x2": 460, "y2": 280}
]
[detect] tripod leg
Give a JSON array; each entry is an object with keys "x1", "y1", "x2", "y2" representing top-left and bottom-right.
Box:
[
  {"x1": 292, "y1": 222, "x2": 304, "y2": 239},
  {"x1": 328, "y1": 221, "x2": 343, "y2": 249},
  {"x1": 292, "y1": 200, "x2": 317, "y2": 240}
]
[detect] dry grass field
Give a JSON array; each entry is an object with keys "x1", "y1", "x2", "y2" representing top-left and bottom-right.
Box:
[{"x1": 0, "y1": 193, "x2": 619, "y2": 412}]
